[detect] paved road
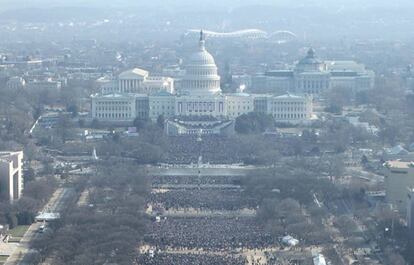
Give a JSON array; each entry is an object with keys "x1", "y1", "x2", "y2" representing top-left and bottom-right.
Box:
[
  {"x1": 3, "y1": 223, "x2": 41, "y2": 265},
  {"x1": 4, "y1": 187, "x2": 76, "y2": 265}
]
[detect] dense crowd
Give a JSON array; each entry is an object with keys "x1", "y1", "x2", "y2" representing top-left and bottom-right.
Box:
[
  {"x1": 152, "y1": 175, "x2": 241, "y2": 186},
  {"x1": 149, "y1": 189, "x2": 258, "y2": 210},
  {"x1": 138, "y1": 253, "x2": 246, "y2": 265},
  {"x1": 143, "y1": 171, "x2": 278, "y2": 264},
  {"x1": 265, "y1": 252, "x2": 313, "y2": 265},
  {"x1": 166, "y1": 135, "x2": 242, "y2": 164},
  {"x1": 145, "y1": 217, "x2": 277, "y2": 250}
]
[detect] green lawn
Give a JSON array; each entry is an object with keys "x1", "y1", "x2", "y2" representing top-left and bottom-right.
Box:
[
  {"x1": 0, "y1": 255, "x2": 8, "y2": 263},
  {"x1": 7, "y1": 238, "x2": 21, "y2": 243},
  {"x1": 8, "y1": 225, "x2": 30, "y2": 238}
]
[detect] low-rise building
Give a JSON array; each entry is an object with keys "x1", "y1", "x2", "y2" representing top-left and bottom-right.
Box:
[
  {"x1": 6, "y1": 76, "x2": 26, "y2": 89},
  {"x1": 268, "y1": 94, "x2": 313, "y2": 124},
  {"x1": 91, "y1": 93, "x2": 143, "y2": 122},
  {"x1": 26, "y1": 78, "x2": 62, "y2": 91}
]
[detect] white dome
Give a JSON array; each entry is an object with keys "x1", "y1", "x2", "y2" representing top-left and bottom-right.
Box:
[
  {"x1": 181, "y1": 33, "x2": 221, "y2": 95},
  {"x1": 187, "y1": 41, "x2": 216, "y2": 66}
]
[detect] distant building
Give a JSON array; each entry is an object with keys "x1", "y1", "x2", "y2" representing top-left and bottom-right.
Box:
[
  {"x1": 382, "y1": 145, "x2": 414, "y2": 161},
  {"x1": 251, "y1": 48, "x2": 375, "y2": 95},
  {"x1": 226, "y1": 92, "x2": 254, "y2": 119},
  {"x1": 148, "y1": 91, "x2": 176, "y2": 120},
  {"x1": 254, "y1": 94, "x2": 313, "y2": 124},
  {"x1": 325, "y1": 60, "x2": 374, "y2": 92},
  {"x1": 26, "y1": 78, "x2": 62, "y2": 91},
  {"x1": 0, "y1": 151, "x2": 23, "y2": 202},
  {"x1": 6, "y1": 76, "x2": 25, "y2": 89},
  {"x1": 347, "y1": 116, "x2": 379, "y2": 135},
  {"x1": 94, "y1": 69, "x2": 174, "y2": 96},
  {"x1": 312, "y1": 252, "x2": 327, "y2": 265},
  {"x1": 383, "y1": 160, "x2": 414, "y2": 211},
  {"x1": 407, "y1": 188, "x2": 414, "y2": 238},
  {"x1": 95, "y1": 76, "x2": 117, "y2": 94},
  {"x1": 90, "y1": 32, "x2": 313, "y2": 126},
  {"x1": 118, "y1": 68, "x2": 174, "y2": 94},
  {"x1": 91, "y1": 93, "x2": 146, "y2": 122}
]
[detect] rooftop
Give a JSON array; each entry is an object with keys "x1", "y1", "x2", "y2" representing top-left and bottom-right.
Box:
[
  {"x1": 275, "y1": 93, "x2": 304, "y2": 99},
  {"x1": 119, "y1": 68, "x2": 149, "y2": 79},
  {"x1": 385, "y1": 160, "x2": 414, "y2": 169}
]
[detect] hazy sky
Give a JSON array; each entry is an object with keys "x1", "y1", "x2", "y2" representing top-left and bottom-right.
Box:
[
  {"x1": 0, "y1": 0, "x2": 412, "y2": 43},
  {"x1": 1, "y1": 0, "x2": 414, "y2": 10}
]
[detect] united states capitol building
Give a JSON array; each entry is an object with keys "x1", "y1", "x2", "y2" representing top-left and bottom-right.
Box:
[{"x1": 90, "y1": 32, "x2": 313, "y2": 134}]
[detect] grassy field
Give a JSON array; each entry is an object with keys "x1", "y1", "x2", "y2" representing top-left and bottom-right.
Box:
[
  {"x1": 0, "y1": 255, "x2": 8, "y2": 264},
  {"x1": 8, "y1": 225, "x2": 30, "y2": 240}
]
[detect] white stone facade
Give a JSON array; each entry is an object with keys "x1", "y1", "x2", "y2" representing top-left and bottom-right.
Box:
[
  {"x1": 6, "y1": 76, "x2": 26, "y2": 89},
  {"x1": 268, "y1": 94, "x2": 313, "y2": 123},
  {"x1": 149, "y1": 92, "x2": 176, "y2": 120},
  {"x1": 118, "y1": 68, "x2": 174, "y2": 94},
  {"x1": 226, "y1": 93, "x2": 254, "y2": 119},
  {"x1": 90, "y1": 32, "x2": 313, "y2": 125},
  {"x1": 91, "y1": 93, "x2": 138, "y2": 121},
  {"x1": 251, "y1": 49, "x2": 375, "y2": 95},
  {"x1": 26, "y1": 79, "x2": 62, "y2": 91},
  {"x1": 0, "y1": 151, "x2": 23, "y2": 202},
  {"x1": 175, "y1": 95, "x2": 226, "y2": 118}
]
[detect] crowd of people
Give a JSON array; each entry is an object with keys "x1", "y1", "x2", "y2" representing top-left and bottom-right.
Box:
[
  {"x1": 138, "y1": 253, "x2": 246, "y2": 265},
  {"x1": 152, "y1": 175, "x2": 241, "y2": 186},
  {"x1": 142, "y1": 164, "x2": 279, "y2": 264},
  {"x1": 149, "y1": 189, "x2": 258, "y2": 211},
  {"x1": 146, "y1": 216, "x2": 277, "y2": 250},
  {"x1": 166, "y1": 135, "x2": 242, "y2": 164}
]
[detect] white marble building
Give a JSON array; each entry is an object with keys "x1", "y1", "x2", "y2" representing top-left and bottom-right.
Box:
[
  {"x1": 149, "y1": 91, "x2": 176, "y2": 120},
  {"x1": 225, "y1": 92, "x2": 254, "y2": 119},
  {"x1": 26, "y1": 78, "x2": 62, "y2": 91},
  {"x1": 6, "y1": 76, "x2": 26, "y2": 89},
  {"x1": 96, "y1": 68, "x2": 174, "y2": 95},
  {"x1": 90, "y1": 32, "x2": 313, "y2": 126},
  {"x1": 268, "y1": 94, "x2": 313, "y2": 123},
  {"x1": 91, "y1": 93, "x2": 140, "y2": 121},
  {"x1": 252, "y1": 49, "x2": 375, "y2": 95}
]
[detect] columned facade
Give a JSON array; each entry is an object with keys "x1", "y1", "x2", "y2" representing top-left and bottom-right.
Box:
[
  {"x1": 90, "y1": 32, "x2": 314, "y2": 126},
  {"x1": 91, "y1": 93, "x2": 138, "y2": 121},
  {"x1": 175, "y1": 96, "x2": 226, "y2": 117}
]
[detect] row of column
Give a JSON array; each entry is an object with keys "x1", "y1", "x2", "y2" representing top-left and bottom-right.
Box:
[{"x1": 120, "y1": 79, "x2": 141, "y2": 92}]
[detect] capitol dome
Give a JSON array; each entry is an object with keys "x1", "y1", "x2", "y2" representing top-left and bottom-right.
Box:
[
  {"x1": 181, "y1": 31, "x2": 221, "y2": 95},
  {"x1": 188, "y1": 42, "x2": 216, "y2": 66}
]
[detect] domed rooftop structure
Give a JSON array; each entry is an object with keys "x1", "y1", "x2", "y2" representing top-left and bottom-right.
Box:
[
  {"x1": 188, "y1": 33, "x2": 216, "y2": 66},
  {"x1": 295, "y1": 48, "x2": 324, "y2": 73},
  {"x1": 181, "y1": 31, "x2": 221, "y2": 95}
]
